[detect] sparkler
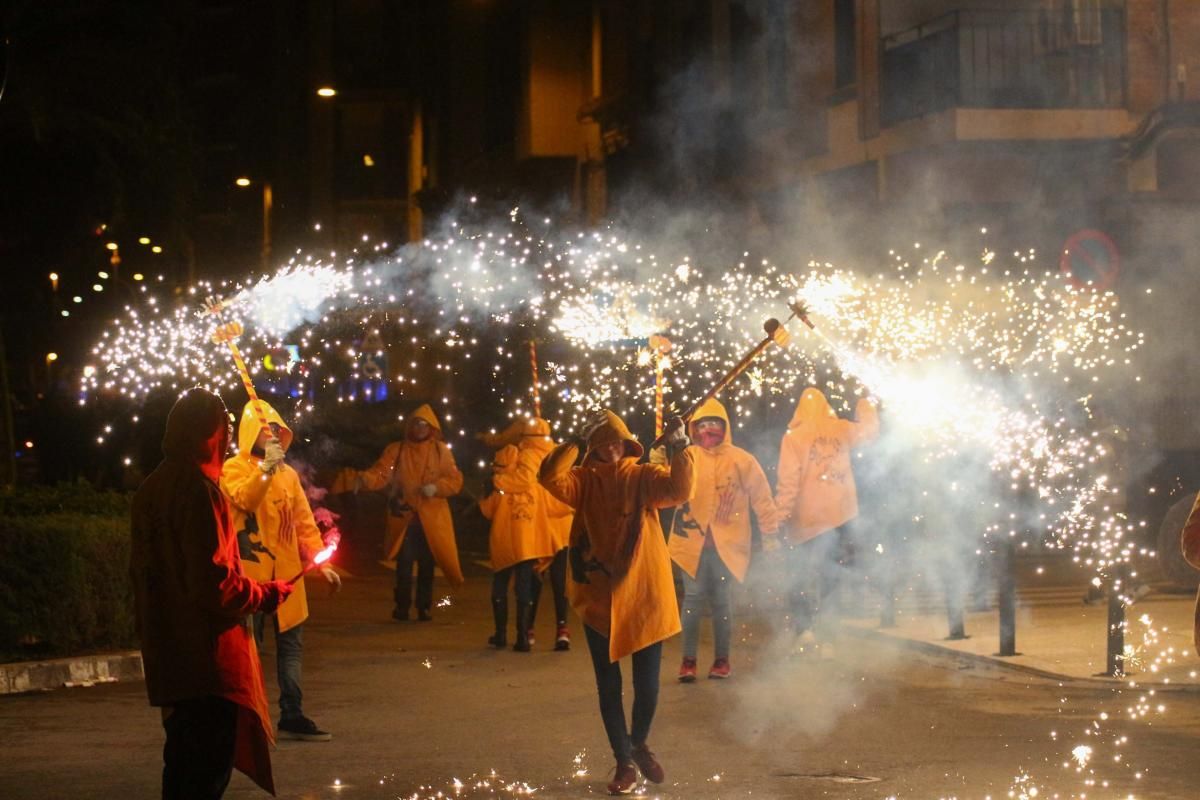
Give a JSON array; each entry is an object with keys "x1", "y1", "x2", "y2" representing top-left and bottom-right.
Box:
[
  {"x1": 649, "y1": 334, "x2": 671, "y2": 437},
  {"x1": 285, "y1": 539, "x2": 339, "y2": 586},
  {"x1": 528, "y1": 339, "x2": 541, "y2": 418}
]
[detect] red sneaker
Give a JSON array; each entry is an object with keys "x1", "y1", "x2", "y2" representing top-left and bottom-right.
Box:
[
  {"x1": 606, "y1": 762, "x2": 638, "y2": 795},
  {"x1": 555, "y1": 625, "x2": 571, "y2": 651},
  {"x1": 678, "y1": 657, "x2": 697, "y2": 683},
  {"x1": 631, "y1": 744, "x2": 665, "y2": 784},
  {"x1": 708, "y1": 657, "x2": 731, "y2": 679},
  {"x1": 527, "y1": 628, "x2": 536, "y2": 647}
]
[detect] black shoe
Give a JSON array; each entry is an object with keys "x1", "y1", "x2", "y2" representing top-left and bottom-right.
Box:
[
  {"x1": 392, "y1": 608, "x2": 409, "y2": 622},
  {"x1": 417, "y1": 610, "x2": 432, "y2": 622},
  {"x1": 278, "y1": 716, "x2": 332, "y2": 742},
  {"x1": 488, "y1": 633, "x2": 507, "y2": 649},
  {"x1": 512, "y1": 638, "x2": 531, "y2": 652}
]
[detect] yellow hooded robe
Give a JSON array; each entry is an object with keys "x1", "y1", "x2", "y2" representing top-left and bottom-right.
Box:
[
  {"x1": 775, "y1": 388, "x2": 879, "y2": 542},
  {"x1": 668, "y1": 398, "x2": 779, "y2": 582},
  {"x1": 539, "y1": 410, "x2": 695, "y2": 662}
]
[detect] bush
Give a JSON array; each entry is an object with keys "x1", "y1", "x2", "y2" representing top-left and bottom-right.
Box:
[
  {"x1": 0, "y1": 482, "x2": 131, "y2": 518},
  {"x1": 0, "y1": 485, "x2": 134, "y2": 662}
]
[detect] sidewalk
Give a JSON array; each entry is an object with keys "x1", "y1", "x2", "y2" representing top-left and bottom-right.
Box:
[{"x1": 837, "y1": 565, "x2": 1199, "y2": 689}]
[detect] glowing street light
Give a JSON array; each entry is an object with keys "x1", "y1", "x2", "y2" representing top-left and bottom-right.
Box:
[
  {"x1": 138, "y1": 236, "x2": 151, "y2": 245},
  {"x1": 133, "y1": 273, "x2": 145, "y2": 282},
  {"x1": 45, "y1": 352, "x2": 58, "y2": 364},
  {"x1": 49, "y1": 272, "x2": 59, "y2": 291},
  {"x1": 105, "y1": 242, "x2": 118, "y2": 251},
  {"x1": 151, "y1": 245, "x2": 163, "y2": 254},
  {"x1": 316, "y1": 86, "x2": 337, "y2": 98},
  {"x1": 235, "y1": 176, "x2": 252, "y2": 187}
]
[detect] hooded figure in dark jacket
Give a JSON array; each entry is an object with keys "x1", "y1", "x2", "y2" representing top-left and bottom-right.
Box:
[{"x1": 130, "y1": 388, "x2": 293, "y2": 798}]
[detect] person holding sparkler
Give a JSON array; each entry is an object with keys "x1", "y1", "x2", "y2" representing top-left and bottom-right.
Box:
[
  {"x1": 131, "y1": 388, "x2": 293, "y2": 798},
  {"x1": 350, "y1": 404, "x2": 465, "y2": 621},
  {"x1": 668, "y1": 398, "x2": 779, "y2": 681},
  {"x1": 540, "y1": 410, "x2": 693, "y2": 795},
  {"x1": 774, "y1": 387, "x2": 878, "y2": 658},
  {"x1": 478, "y1": 444, "x2": 557, "y2": 651},
  {"x1": 221, "y1": 400, "x2": 342, "y2": 743},
  {"x1": 479, "y1": 416, "x2": 575, "y2": 650}
]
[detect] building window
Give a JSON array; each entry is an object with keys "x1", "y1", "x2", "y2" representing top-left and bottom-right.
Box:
[{"x1": 834, "y1": 0, "x2": 857, "y2": 89}]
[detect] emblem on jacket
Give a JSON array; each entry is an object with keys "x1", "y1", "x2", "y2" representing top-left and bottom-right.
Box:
[{"x1": 238, "y1": 514, "x2": 275, "y2": 563}]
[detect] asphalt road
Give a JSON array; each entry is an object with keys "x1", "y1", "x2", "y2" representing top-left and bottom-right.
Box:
[{"x1": 4, "y1": 564, "x2": 1200, "y2": 799}]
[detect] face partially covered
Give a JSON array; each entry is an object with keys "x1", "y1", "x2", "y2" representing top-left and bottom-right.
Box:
[
  {"x1": 693, "y1": 418, "x2": 726, "y2": 449},
  {"x1": 254, "y1": 421, "x2": 282, "y2": 450}
]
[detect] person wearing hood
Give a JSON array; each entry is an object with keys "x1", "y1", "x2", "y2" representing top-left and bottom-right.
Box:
[
  {"x1": 539, "y1": 410, "x2": 693, "y2": 795},
  {"x1": 479, "y1": 416, "x2": 575, "y2": 650},
  {"x1": 131, "y1": 388, "x2": 293, "y2": 798},
  {"x1": 774, "y1": 387, "x2": 879, "y2": 656},
  {"x1": 352, "y1": 404, "x2": 464, "y2": 621},
  {"x1": 478, "y1": 444, "x2": 557, "y2": 651},
  {"x1": 668, "y1": 398, "x2": 779, "y2": 682},
  {"x1": 221, "y1": 400, "x2": 341, "y2": 743}
]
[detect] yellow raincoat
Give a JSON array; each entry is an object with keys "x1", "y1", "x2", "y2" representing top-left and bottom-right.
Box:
[
  {"x1": 480, "y1": 445, "x2": 557, "y2": 570},
  {"x1": 356, "y1": 405, "x2": 464, "y2": 585},
  {"x1": 668, "y1": 398, "x2": 779, "y2": 582},
  {"x1": 539, "y1": 410, "x2": 695, "y2": 662},
  {"x1": 507, "y1": 417, "x2": 574, "y2": 554},
  {"x1": 221, "y1": 401, "x2": 326, "y2": 634},
  {"x1": 775, "y1": 388, "x2": 879, "y2": 542}
]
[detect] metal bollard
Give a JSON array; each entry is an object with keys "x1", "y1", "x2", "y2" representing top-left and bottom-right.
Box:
[
  {"x1": 1104, "y1": 564, "x2": 1127, "y2": 678},
  {"x1": 995, "y1": 538, "x2": 1018, "y2": 656}
]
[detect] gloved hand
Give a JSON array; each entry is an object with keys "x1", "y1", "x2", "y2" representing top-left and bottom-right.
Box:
[
  {"x1": 664, "y1": 416, "x2": 690, "y2": 457},
  {"x1": 420, "y1": 483, "x2": 438, "y2": 498},
  {"x1": 259, "y1": 580, "x2": 294, "y2": 614},
  {"x1": 320, "y1": 565, "x2": 342, "y2": 592},
  {"x1": 259, "y1": 438, "x2": 286, "y2": 474}
]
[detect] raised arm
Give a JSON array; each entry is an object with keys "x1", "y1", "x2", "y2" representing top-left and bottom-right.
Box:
[
  {"x1": 358, "y1": 441, "x2": 403, "y2": 492},
  {"x1": 538, "y1": 441, "x2": 584, "y2": 510},
  {"x1": 644, "y1": 446, "x2": 696, "y2": 510}
]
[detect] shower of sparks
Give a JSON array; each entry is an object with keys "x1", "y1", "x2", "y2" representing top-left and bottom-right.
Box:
[{"x1": 84, "y1": 214, "x2": 1165, "y2": 798}]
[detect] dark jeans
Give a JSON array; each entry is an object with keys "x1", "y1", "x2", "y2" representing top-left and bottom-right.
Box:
[
  {"x1": 681, "y1": 547, "x2": 733, "y2": 660},
  {"x1": 584, "y1": 625, "x2": 663, "y2": 764},
  {"x1": 492, "y1": 559, "x2": 536, "y2": 636},
  {"x1": 787, "y1": 529, "x2": 843, "y2": 638},
  {"x1": 252, "y1": 613, "x2": 304, "y2": 721},
  {"x1": 396, "y1": 521, "x2": 434, "y2": 615},
  {"x1": 162, "y1": 696, "x2": 237, "y2": 800},
  {"x1": 531, "y1": 548, "x2": 569, "y2": 627}
]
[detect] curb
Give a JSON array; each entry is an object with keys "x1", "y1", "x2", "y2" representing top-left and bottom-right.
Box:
[
  {"x1": 842, "y1": 626, "x2": 1200, "y2": 693},
  {"x1": 0, "y1": 651, "x2": 144, "y2": 696}
]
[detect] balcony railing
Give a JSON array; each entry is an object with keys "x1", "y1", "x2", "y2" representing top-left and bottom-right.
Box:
[{"x1": 881, "y1": 7, "x2": 1126, "y2": 127}]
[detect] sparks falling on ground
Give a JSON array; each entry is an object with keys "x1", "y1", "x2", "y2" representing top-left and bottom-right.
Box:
[{"x1": 84, "y1": 213, "x2": 1158, "y2": 797}]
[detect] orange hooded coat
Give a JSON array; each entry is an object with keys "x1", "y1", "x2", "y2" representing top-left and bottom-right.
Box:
[
  {"x1": 539, "y1": 410, "x2": 695, "y2": 662},
  {"x1": 668, "y1": 398, "x2": 779, "y2": 582},
  {"x1": 221, "y1": 401, "x2": 327, "y2": 634},
  {"x1": 357, "y1": 405, "x2": 464, "y2": 585},
  {"x1": 480, "y1": 445, "x2": 558, "y2": 570},
  {"x1": 775, "y1": 388, "x2": 879, "y2": 542}
]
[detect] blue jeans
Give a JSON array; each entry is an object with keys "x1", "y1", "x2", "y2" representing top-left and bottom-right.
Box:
[
  {"x1": 680, "y1": 547, "x2": 733, "y2": 660},
  {"x1": 584, "y1": 625, "x2": 662, "y2": 764},
  {"x1": 253, "y1": 613, "x2": 304, "y2": 721}
]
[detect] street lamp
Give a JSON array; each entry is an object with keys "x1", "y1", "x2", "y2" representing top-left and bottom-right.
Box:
[
  {"x1": 316, "y1": 86, "x2": 337, "y2": 98},
  {"x1": 234, "y1": 177, "x2": 273, "y2": 268}
]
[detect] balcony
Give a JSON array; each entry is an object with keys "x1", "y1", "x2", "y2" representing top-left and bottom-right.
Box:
[{"x1": 881, "y1": 8, "x2": 1126, "y2": 127}]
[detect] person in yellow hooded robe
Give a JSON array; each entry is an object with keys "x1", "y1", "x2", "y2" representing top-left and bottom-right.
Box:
[
  {"x1": 668, "y1": 398, "x2": 778, "y2": 682},
  {"x1": 479, "y1": 444, "x2": 557, "y2": 651},
  {"x1": 351, "y1": 404, "x2": 464, "y2": 621},
  {"x1": 774, "y1": 387, "x2": 879, "y2": 655},
  {"x1": 539, "y1": 410, "x2": 692, "y2": 794},
  {"x1": 479, "y1": 416, "x2": 575, "y2": 650},
  {"x1": 221, "y1": 400, "x2": 341, "y2": 742}
]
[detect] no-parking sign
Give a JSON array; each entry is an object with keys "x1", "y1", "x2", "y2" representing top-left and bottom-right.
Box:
[{"x1": 1060, "y1": 229, "x2": 1120, "y2": 291}]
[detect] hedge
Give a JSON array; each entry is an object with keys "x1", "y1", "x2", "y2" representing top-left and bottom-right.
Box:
[{"x1": 0, "y1": 485, "x2": 134, "y2": 662}]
